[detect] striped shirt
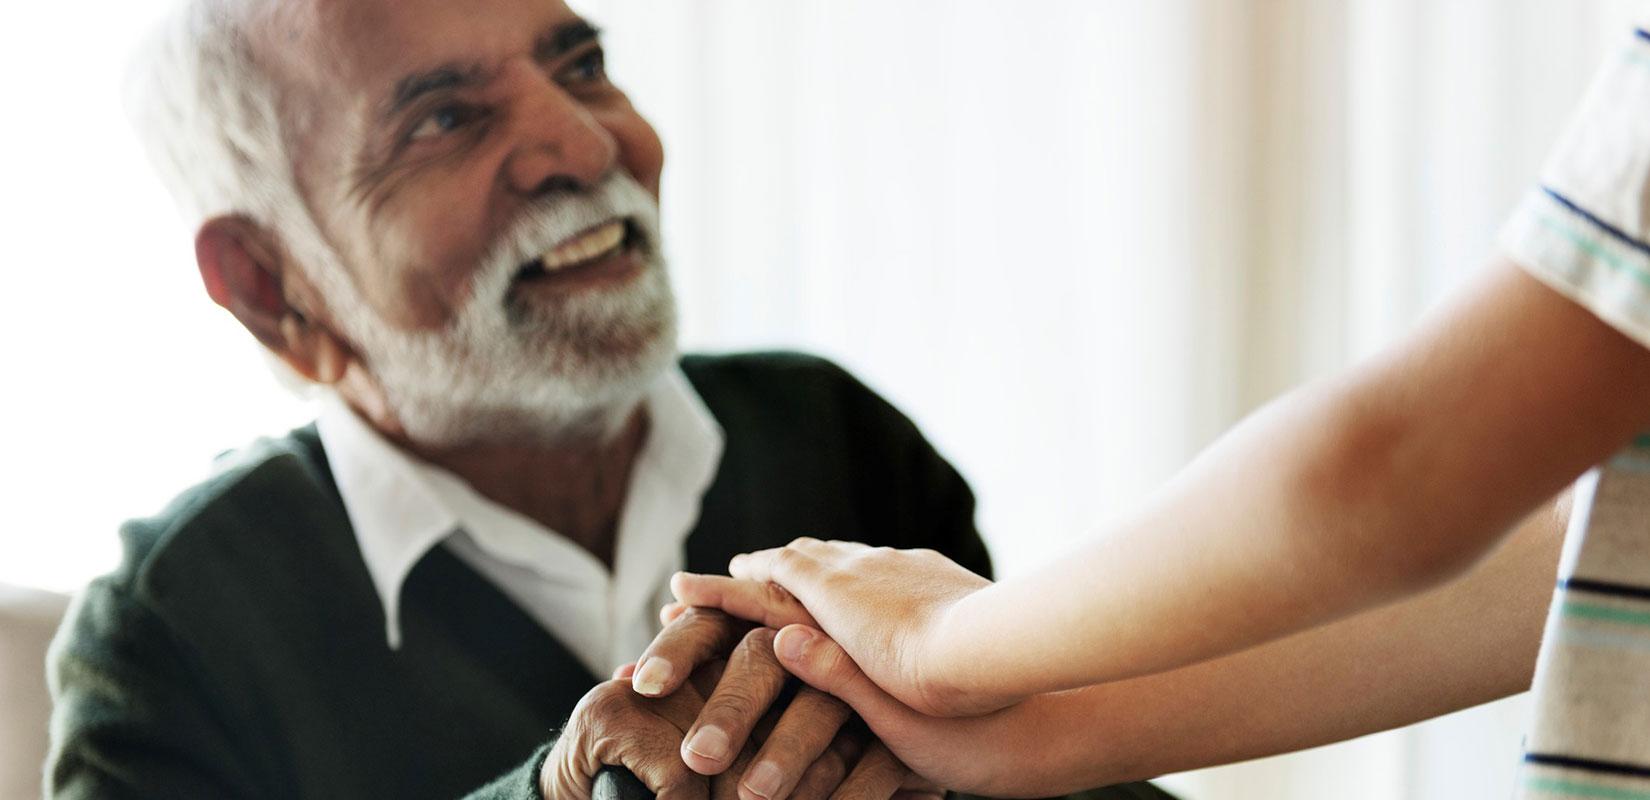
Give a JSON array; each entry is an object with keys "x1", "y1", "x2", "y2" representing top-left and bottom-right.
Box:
[{"x1": 1499, "y1": 26, "x2": 1650, "y2": 800}]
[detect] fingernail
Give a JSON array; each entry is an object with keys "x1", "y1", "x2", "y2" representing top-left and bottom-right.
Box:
[
  {"x1": 776, "y1": 627, "x2": 814, "y2": 662},
  {"x1": 683, "y1": 725, "x2": 730, "y2": 763},
  {"x1": 744, "y1": 761, "x2": 784, "y2": 800},
  {"x1": 633, "y1": 658, "x2": 672, "y2": 695}
]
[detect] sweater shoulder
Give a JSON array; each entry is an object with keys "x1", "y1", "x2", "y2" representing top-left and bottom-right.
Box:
[
  {"x1": 679, "y1": 350, "x2": 911, "y2": 430},
  {"x1": 106, "y1": 426, "x2": 347, "y2": 610},
  {"x1": 680, "y1": 350, "x2": 858, "y2": 391},
  {"x1": 679, "y1": 351, "x2": 985, "y2": 572}
]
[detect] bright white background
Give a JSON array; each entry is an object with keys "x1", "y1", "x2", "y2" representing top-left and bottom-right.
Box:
[{"x1": 3, "y1": 1, "x2": 1648, "y2": 797}]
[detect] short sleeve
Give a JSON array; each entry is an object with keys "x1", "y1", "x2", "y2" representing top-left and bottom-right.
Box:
[{"x1": 1499, "y1": 27, "x2": 1650, "y2": 350}]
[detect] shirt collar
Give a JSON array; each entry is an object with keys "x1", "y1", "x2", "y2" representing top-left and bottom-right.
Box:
[
  {"x1": 315, "y1": 392, "x2": 454, "y2": 649},
  {"x1": 314, "y1": 367, "x2": 724, "y2": 651}
]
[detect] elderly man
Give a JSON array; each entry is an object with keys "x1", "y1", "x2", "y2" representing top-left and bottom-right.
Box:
[{"x1": 45, "y1": 0, "x2": 1176, "y2": 799}]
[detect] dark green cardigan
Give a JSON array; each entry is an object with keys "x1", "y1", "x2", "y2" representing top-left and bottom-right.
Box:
[{"x1": 47, "y1": 353, "x2": 1173, "y2": 800}]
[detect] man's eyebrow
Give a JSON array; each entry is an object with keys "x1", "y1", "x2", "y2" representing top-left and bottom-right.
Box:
[
  {"x1": 384, "y1": 64, "x2": 489, "y2": 117},
  {"x1": 534, "y1": 19, "x2": 602, "y2": 61},
  {"x1": 379, "y1": 21, "x2": 600, "y2": 119}
]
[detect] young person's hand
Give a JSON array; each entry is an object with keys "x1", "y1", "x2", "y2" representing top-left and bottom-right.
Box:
[
  {"x1": 668, "y1": 538, "x2": 1018, "y2": 717},
  {"x1": 732, "y1": 623, "x2": 1061, "y2": 798}
]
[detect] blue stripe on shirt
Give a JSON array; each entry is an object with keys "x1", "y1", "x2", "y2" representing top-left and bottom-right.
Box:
[
  {"x1": 1563, "y1": 578, "x2": 1650, "y2": 603},
  {"x1": 1541, "y1": 187, "x2": 1650, "y2": 260},
  {"x1": 1527, "y1": 754, "x2": 1650, "y2": 780}
]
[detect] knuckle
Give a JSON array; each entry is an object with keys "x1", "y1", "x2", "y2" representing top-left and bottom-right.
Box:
[
  {"x1": 824, "y1": 648, "x2": 859, "y2": 680},
  {"x1": 818, "y1": 568, "x2": 856, "y2": 594},
  {"x1": 649, "y1": 762, "x2": 708, "y2": 800},
  {"x1": 759, "y1": 729, "x2": 811, "y2": 763},
  {"x1": 736, "y1": 628, "x2": 781, "y2": 667},
  {"x1": 703, "y1": 683, "x2": 767, "y2": 726},
  {"x1": 579, "y1": 682, "x2": 637, "y2": 723},
  {"x1": 774, "y1": 547, "x2": 807, "y2": 571},
  {"x1": 679, "y1": 605, "x2": 731, "y2": 628},
  {"x1": 762, "y1": 580, "x2": 798, "y2": 608},
  {"x1": 796, "y1": 648, "x2": 853, "y2": 694},
  {"x1": 652, "y1": 610, "x2": 727, "y2": 659}
]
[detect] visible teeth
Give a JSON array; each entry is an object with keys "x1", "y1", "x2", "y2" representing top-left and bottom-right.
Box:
[{"x1": 539, "y1": 221, "x2": 627, "y2": 271}]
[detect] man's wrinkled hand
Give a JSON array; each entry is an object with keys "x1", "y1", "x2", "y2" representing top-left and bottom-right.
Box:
[
  {"x1": 620, "y1": 605, "x2": 938, "y2": 800},
  {"x1": 540, "y1": 669, "x2": 723, "y2": 800}
]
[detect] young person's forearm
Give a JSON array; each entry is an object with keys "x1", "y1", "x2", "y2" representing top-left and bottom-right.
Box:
[
  {"x1": 937, "y1": 376, "x2": 1392, "y2": 696},
  {"x1": 977, "y1": 494, "x2": 1563, "y2": 795},
  {"x1": 936, "y1": 263, "x2": 1650, "y2": 700}
]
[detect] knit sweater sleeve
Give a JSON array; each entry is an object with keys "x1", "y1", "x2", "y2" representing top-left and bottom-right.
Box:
[
  {"x1": 49, "y1": 576, "x2": 562, "y2": 800},
  {"x1": 48, "y1": 579, "x2": 268, "y2": 799},
  {"x1": 459, "y1": 745, "x2": 553, "y2": 800}
]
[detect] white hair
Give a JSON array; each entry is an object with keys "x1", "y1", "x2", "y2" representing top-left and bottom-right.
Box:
[
  {"x1": 127, "y1": 1, "x2": 306, "y2": 240},
  {"x1": 127, "y1": 0, "x2": 369, "y2": 314},
  {"x1": 126, "y1": 0, "x2": 343, "y2": 392}
]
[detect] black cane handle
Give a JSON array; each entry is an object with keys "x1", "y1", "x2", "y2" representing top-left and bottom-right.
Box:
[{"x1": 592, "y1": 766, "x2": 654, "y2": 800}]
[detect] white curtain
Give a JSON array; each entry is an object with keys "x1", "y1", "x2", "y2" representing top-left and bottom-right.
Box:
[{"x1": 4, "y1": 0, "x2": 1649, "y2": 797}]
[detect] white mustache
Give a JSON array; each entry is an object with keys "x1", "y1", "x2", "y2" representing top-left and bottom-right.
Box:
[{"x1": 484, "y1": 171, "x2": 661, "y2": 280}]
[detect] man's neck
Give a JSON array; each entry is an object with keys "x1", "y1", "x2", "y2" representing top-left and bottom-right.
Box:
[{"x1": 402, "y1": 406, "x2": 650, "y2": 570}]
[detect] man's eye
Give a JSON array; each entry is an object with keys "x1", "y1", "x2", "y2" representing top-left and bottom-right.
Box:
[
  {"x1": 408, "y1": 105, "x2": 478, "y2": 141},
  {"x1": 567, "y1": 50, "x2": 607, "y2": 83}
]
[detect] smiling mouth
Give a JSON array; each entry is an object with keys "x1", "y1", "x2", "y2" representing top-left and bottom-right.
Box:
[{"x1": 513, "y1": 219, "x2": 639, "y2": 282}]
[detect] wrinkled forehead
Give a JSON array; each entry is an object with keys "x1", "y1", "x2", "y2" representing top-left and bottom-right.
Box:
[{"x1": 262, "y1": 0, "x2": 584, "y2": 135}]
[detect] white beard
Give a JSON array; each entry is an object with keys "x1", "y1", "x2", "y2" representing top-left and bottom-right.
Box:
[{"x1": 285, "y1": 172, "x2": 678, "y2": 447}]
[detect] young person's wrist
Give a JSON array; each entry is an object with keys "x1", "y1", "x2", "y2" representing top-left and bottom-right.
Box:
[{"x1": 916, "y1": 586, "x2": 1025, "y2": 716}]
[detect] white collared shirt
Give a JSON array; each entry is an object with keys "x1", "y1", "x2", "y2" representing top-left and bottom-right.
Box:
[{"x1": 314, "y1": 368, "x2": 724, "y2": 678}]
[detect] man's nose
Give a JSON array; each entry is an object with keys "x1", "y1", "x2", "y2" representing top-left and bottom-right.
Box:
[{"x1": 502, "y1": 67, "x2": 619, "y2": 196}]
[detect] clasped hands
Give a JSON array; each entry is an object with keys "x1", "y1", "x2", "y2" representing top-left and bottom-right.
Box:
[
  {"x1": 556, "y1": 538, "x2": 1049, "y2": 800},
  {"x1": 545, "y1": 538, "x2": 1029, "y2": 800},
  {"x1": 541, "y1": 600, "x2": 943, "y2": 800}
]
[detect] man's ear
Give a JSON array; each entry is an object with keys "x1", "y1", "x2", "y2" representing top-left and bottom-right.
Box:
[{"x1": 194, "y1": 216, "x2": 352, "y2": 385}]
